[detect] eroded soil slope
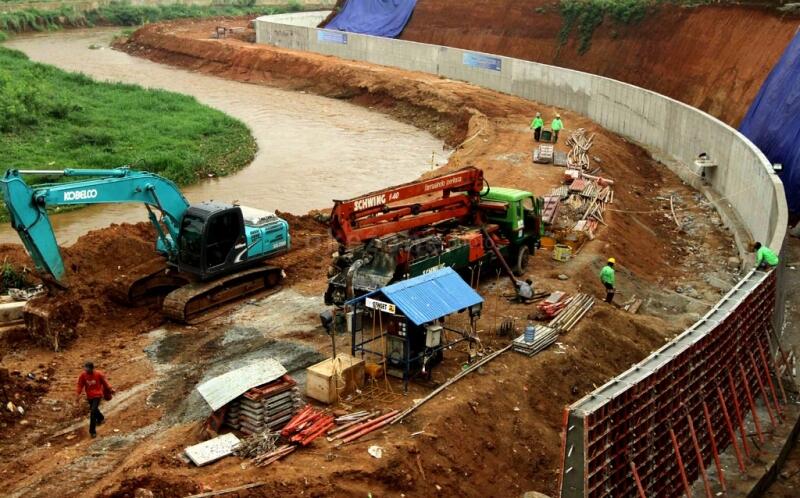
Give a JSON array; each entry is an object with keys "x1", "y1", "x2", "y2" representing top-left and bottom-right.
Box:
[{"x1": 400, "y1": 0, "x2": 799, "y2": 125}]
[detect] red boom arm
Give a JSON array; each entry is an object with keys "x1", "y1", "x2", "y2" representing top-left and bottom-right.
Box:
[{"x1": 330, "y1": 167, "x2": 485, "y2": 245}]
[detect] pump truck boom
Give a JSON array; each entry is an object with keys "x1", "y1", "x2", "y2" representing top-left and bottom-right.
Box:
[
  {"x1": 0, "y1": 168, "x2": 290, "y2": 322},
  {"x1": 325, "y1": 166, "x2": 543, "y2": 306}
]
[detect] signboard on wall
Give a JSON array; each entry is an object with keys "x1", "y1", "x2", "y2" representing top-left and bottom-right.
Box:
[
  {"x1": 462, "y1": 52, "x2": 502, "y2": 72},
  {"x1": 317, "y1": 30, "x2": 348, "y2": 45},
  {"x1": 365, "y1": 298, "x2": 396, "y2": 314}
]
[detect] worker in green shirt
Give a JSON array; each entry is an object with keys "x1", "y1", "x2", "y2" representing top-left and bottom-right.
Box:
[
  {"x1": 551, "y1": 114, "x2": 564, "y2": 143},
  {"x1": 754, "y1": 242, "x2": 779, "y2": 270},
  {"x1": 600, "y1": 257, "x2": 616, "y2": 303},
  {"x1": 530, "y1": 112, "x2": 544, "y2": 142}
]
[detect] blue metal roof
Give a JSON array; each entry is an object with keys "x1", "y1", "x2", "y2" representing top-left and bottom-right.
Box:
[{"x1": 350, "y1": 267, "x2": 483, "y2": 326}]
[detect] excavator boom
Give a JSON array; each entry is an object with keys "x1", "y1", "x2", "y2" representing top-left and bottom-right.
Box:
[{"x1": 0, "y1": 168, "x2": 189, "y2": 282}]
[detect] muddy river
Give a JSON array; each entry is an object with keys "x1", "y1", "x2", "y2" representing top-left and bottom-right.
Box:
[{"x1": 1, "y1": 29, "x2": 449, "y2": 244}]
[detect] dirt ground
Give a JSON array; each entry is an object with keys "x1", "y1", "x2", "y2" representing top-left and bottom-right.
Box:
[{"x1": 0, "y1": 18, "x2": 744, "y2": 498}]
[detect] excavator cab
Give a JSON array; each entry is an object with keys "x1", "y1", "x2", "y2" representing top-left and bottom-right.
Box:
[{"x1": 177, "y1": 202, "x2": 249, "y2": 280}]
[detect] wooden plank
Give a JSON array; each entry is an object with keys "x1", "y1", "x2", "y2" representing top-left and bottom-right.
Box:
[{"x1": 184, "y1": 482, "x2": 266, "y2": 498}]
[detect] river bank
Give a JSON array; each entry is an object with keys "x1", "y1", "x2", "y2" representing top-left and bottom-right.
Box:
[{"x1": 1, "y1": 28, "x2": 448, "y2": 244}]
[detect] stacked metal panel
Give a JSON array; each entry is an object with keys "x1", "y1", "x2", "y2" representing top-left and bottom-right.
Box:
[
  {"x1": 512, "y1": 325, "x2": 557, "y2": 357},
  {"x1": 225, "y1": 375, "x2": 303, "y2": 435}
]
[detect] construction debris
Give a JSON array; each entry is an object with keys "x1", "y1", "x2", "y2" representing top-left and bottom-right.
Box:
[
  {"x1": 225, "y1": 375, "x2": 302, "y2": 434},
  {"x1": 251, "y1": 444, "x2": 296, "y2": 467},
  {"x1": 621, "y1": 295, "x2": 644, "y2": 314},
  {"x1": 565, "y1": 128, "x2": 595, "y2": 171},
  {"x1": 232, "y1": 430, "x2": 280, "y2": 459},
  {"x1": 329, "y1": 410, "x2": 399, "y2": 444}
]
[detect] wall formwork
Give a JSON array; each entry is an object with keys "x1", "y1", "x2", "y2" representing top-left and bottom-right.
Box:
[{"x1": 559, "y1": 270, "x2": 785, "y2": 497}]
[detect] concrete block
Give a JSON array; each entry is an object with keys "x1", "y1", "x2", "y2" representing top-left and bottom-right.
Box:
[{"x1": 0, "y1": 302, "x2": 25, "y2": 323}]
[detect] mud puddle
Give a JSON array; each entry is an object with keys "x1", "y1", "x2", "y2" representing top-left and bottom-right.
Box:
[{"x1": 2, "y1": 29, "x2": 449, "y2": 245}]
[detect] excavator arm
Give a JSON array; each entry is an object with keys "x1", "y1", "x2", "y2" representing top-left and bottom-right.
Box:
[{"x1": 0, "y1": 168, "x2": 190, "y2": 282}]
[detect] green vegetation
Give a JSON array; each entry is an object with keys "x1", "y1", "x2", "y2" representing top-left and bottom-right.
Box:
[
  {"x1": 558, "y1": 0, "x2": 652, "y2": 54},
  {"x1": 0, "y1": 1, "x2": 298, "y2": 39},
  {"x1": 0, "y1": 47, "x2": 257, "y2": 219},
  {"x1": 0, "y1": 259, "x2": 30, "y2": 291}
]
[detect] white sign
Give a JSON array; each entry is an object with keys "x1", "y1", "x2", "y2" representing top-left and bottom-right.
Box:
[{"x1": 366, "y1": 297, "x2": 396, "y2": 314}]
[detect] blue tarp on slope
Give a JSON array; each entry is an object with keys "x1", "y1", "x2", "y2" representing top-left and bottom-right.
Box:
[
  {"x1": 740, "y1": 30, "x2": 800, "y2": 213},
  {"x1": 326, "y1": 0, "x2": 417, "y2": 38}
]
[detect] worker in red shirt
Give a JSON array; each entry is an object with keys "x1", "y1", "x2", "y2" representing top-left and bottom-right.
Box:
[{"x1": 75, "y1": 361, "x2": 113, "y2": 438}]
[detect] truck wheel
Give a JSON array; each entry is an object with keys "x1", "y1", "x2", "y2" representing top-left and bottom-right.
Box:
[{"x1": 514, "y1": 246, "x2": 530, "y2": 276}]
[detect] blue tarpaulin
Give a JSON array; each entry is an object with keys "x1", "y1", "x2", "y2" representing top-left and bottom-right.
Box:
[
  {"x1": 326, "y1": 0, "x2": 417, "y2": 38},
  {"x1": 740, "y1": 31, "x2": 800, "y2": 213}
]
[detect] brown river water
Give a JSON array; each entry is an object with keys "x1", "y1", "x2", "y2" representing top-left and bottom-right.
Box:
[{"x1": 1, "y1": 29, "x2": 449, "y2": 244}]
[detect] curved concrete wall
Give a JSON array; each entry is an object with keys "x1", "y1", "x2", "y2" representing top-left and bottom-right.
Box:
[{"x1": 256, "y1": 11, "x2": 787, "y2": 254}]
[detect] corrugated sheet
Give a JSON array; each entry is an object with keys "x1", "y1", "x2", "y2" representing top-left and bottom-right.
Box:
[
  {"x1": 366, "y1": 267, "x2": 483, "y2": 325},
  {"x1": 196, "y1": 359, "x2": 287, "y2": 411}
]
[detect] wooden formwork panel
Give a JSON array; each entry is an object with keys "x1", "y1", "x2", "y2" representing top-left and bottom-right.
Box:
[{"x1": 560, "y1": 271, "x2": 780, "y2": 498}]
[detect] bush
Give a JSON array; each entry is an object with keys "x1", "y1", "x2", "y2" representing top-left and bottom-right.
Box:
[
  {"x1": 0, "y1": 48, "x2": 257, "y2": 221},
  {"x1": 559, "y1": 0, "x2": 651, "y2": 54},
  {"x1": 0, "y1": 261, "x2": 29, "y2": 291},
  {"x1": 0, "y1": 1, "x2": 297, "y2": 38}
]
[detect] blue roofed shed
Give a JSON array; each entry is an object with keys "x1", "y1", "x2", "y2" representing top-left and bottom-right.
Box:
[{"x1": 348, "y1": 267, "x2": 483, "y2": 325}]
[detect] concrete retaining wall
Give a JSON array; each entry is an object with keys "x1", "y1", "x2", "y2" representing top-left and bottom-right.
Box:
[
  {"x1": 255, "y1": 11, "x2": 787, "y2": 254},
  {"x1": 0, "y1": 0, "x2": 335, "y2": 14}
]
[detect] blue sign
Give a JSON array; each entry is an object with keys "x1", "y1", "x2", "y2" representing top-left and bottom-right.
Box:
[
  {"x1": 317, "y1": 30, "x2": 348, "y2": 45},
  {"x1": 462, "y1": 52, "x2": 502, "y2": 72}
]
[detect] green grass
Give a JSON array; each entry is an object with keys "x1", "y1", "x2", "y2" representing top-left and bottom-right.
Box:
[
  {"x1": 559, "y1": 0, "x2": 652, "y2": 54},
  {"x1": 0, "y1": 46, "x2": 257, "y2": 220},
  {"x1": 0, "y1": 1, "x2": 299, "y2": 39}
]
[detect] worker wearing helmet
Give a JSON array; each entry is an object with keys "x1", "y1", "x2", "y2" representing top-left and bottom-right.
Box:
[
  {"x1": 551, "y1": 114, "x2": 564, "y2": 143},
  {"x1": 600, "y1": 258, "x2": 616, "y2": 304},
  {"x1": 530, "y1": 112, "x2": 544, "y2": 142},
  {"x1": 753, "y1": 242, "x2": 779, "y2": 270}
]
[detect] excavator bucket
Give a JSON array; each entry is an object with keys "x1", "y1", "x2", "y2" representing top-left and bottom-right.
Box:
[{"x1": 0, "y1": 172, "x2": 65, "y2": 281}]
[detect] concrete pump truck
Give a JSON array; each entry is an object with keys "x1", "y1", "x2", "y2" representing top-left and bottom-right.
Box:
[
  {"x1": 325, "y1": 166, "x2": 544, "y2": 306},
  {"x1": 0, "y1": 168, "x2": 290, "y2": 324}
]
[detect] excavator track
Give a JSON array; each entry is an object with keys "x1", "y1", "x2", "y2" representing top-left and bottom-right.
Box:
[
  {"x1": 109, "y1": 257, "x2": 189, "y2": 305},
  {"x1": 161, "y1": 265, "x2": 284, "y2": 323}
]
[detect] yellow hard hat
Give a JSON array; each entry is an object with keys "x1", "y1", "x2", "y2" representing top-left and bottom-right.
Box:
[{"x1": 608, "y1": 258, "x2": 616, "y2": 264}]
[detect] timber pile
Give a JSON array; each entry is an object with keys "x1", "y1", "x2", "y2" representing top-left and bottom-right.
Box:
[
  {"x1": 565, "y1": 128, "x2": 595, "y2": 171},
  {"x1": 512, "y1": 325, "x2": 558, "y2": 357},
  {"x1": 620, "y1": 295, "x2": 643, "y2": 314},
  {"x1": 548, "y1": 294, "x2": 595, "y2": 332},
  {"x1": 225, "y1": 375, "x2": 302, "y2": 434}
]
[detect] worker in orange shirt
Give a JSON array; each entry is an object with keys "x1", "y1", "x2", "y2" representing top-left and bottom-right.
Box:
[{"x1": 75, "y1": 361, "x2": 114, "y2": 438}]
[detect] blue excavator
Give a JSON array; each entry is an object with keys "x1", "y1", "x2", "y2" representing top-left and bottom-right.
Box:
[{"x1": 0, "y1": 167, "x2": 290, "y2": 323}]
